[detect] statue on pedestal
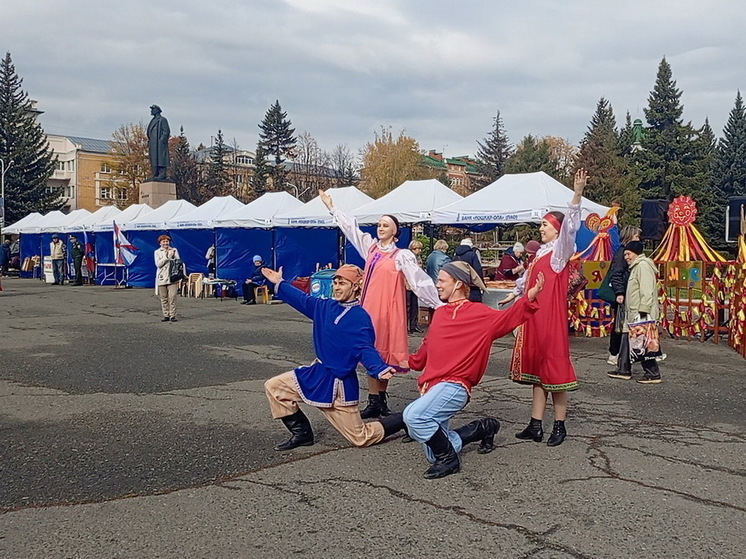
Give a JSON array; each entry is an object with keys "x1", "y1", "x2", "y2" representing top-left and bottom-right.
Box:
[{"x1": 147, "y1": 104, "x2": 170, "y2": 181}]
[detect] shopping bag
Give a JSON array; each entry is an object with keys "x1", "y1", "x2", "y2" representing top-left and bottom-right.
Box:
[
  {"x1": 628, "y1": 319, "x2": 662, "y2": 362},
  {"x1": 597, "y1": 266, "x2": 616, "y2": 303},
  {"x1": 567, "y1": 261, "x2": 588, "y2": 299}
]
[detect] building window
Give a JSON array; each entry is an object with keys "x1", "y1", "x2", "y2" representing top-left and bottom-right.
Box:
[
  {"x1": 101, "y1": 163, "x2": 112, "y2": 173},
  {"x1": 116, "y1": 188, "x2": 128, "y2": 201},
  {"x1": 63, "y1": 185, "x2": 75, "y2": 198},
  {"x1": 235, "y1": 155, "x2": 254, "y2": 165},
  {"x1": 100, "y1": 186, "x2": 112, "y2": 199}
]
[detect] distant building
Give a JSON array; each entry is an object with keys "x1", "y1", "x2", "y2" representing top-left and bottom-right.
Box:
[
  {"x1": 422, "y1": 150, "x2": 481, "y2": 195},
  {"x1": 194, "y1": 146, "x2": 256, "y2": 201},
  {"x1": 46, "y1": 135, "x2": 126, "y2": 213}
]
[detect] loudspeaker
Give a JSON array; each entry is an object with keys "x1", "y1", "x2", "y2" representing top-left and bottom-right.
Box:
[
  {"x1": 640, "y1": 199, "x2": 669, "y2": 241},
  {"x1": 726, "y1": 196, "x2": 746, "y2": 243}
]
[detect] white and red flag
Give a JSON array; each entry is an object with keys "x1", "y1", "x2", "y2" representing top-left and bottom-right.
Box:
[{"x1": 113, "y1": 221, "x2": 138, "y2": 265}]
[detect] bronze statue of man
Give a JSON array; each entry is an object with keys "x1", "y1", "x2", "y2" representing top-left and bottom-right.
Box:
[{"x1": 147, "y1": 104, "x2": 170, "y2": 181}]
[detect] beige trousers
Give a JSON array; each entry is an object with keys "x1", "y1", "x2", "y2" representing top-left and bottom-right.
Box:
[
  {"x1": 158, "y1": 283, "x2": 179, "y2": 318},
  {"x1": 264, "y1": 371, "x2": 384, "y2": 447}
]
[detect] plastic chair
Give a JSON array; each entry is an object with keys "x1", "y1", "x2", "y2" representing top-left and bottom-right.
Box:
[
  {"x1": 255, "y1": 285, "x2": 270, "y2": 304},
  {"x1": 186, "y1": 273, "x2": 204, "y2": 298}
]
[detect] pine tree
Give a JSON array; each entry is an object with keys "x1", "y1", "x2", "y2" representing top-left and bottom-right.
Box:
[
  {"x1": 170, "y1": 127, "x2": 200, "y2": 204},
  {"x1": 504, "y1": 135, "x2": 559, "y2": 177},
  {"x1": 251, "y1": 143, "x2": 271, "y2": 197},
  {"x1": 575, "y1": 98, "x2": 639, "y2": 225},
  {"x1": 202, "y1": 130, "x2": 230, "y2": 197},
  {"x1": 0, "y1": 52, "x2": 60, "y2": 226},
  {"x1": 712, "y1": 91, "x2": 746, "y2": 245},
  {"x1": 475, "y1": 110, "x2": 512, "y2": 190},
  {"x1": 258, "y1": 100, "x2": 296, "y2": 189}
]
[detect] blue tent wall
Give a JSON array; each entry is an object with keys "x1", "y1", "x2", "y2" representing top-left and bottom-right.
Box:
[
  {"x1": 275, "y1": 228, "x2": 339, "y2": 280},
  {"x1": 215, "y1": 227, "x2": 273, "y2": 284},
  {"x1": 168, "y1": 229, "x2": 214, "y2": 278},
  {"x1": 19, "y1": 233, "x2": 42, "y2": 278},
  {"x1": 125, "y1": 230, "x2": 162, "y2": 287},
  {"x1": 343, "y1": 225, "x2": 412, "y2": 268}
]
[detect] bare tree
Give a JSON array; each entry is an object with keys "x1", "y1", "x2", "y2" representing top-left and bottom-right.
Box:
[
  {"x1": 107, "y1": 122, "x2": 149, "y2": 207},
  {"x1": 328, "y1": 143, "x2": 359, "y2": 187}
]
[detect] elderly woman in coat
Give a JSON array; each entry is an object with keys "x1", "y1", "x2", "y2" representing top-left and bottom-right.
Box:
[{"x1": 606, "y1": 241, "x2": 662, "y2": 384}]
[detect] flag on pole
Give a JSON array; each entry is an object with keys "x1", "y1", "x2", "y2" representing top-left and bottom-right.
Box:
[
  {"x1": 83, "y1": 230, "x2": 96, "y2": 275},
  {"x1": 113, "y1": 221, "x2": 138, "y2": 265}
]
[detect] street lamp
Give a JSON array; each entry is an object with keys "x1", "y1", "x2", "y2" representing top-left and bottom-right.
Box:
[{"x1": 0, "y1": 157, "x2": 14, "y2": 235}]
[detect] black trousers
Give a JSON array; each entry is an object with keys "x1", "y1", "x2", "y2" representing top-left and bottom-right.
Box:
[
  {"x1": 406, "y1": 289, "x2": 419, "y2": 331},
  {"x1": 242, "y1": 283, "x2": 256, "y2": 303},
  {"x1": 73, "y1": 257, "x2": 83, "y2": 284},
  {"x1": 609, "y1": 304, "x2": 623, "y2": 356},
  {"x1": 617, "y1": 333, "x2": 660, "y2": 376}
]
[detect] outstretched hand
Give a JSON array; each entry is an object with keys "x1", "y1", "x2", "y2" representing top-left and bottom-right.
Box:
[
  {"x1": 261, "y1": 266, "x2": 284, "y2": 284},
  {"x1": 378, "y1": 367, "x2": 395, "y2": 380},
  {"x1": 573, "y1": 168, "x2": 589, "y2": 197},
  {"x1": 319, "y1": 189, "x2": 334, "y2": 211},
  {"x1": 526, "y1": 272, "x2": 545, "y2": 302}
]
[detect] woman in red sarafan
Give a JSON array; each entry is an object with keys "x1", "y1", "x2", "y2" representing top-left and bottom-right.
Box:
[{"x1": 510, "y1": 169, "x2": 588, "y2": 447}]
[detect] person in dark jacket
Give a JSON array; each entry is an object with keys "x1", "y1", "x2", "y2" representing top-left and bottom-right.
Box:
[
  {"x1": 242, "y1": 254, "x2": 268, "y2": 304},
  {"x1": 0, "y1": 239, "x2": 10, "y2": 276},
  {"x1": 494, "y1": 242, "x2": 526, "y2": 281},
  {"x1": 69, "y1": 234, "x2": 85, "y2": 285},
  {"x1": 452, "y1": 237, "x2": 483, "y2": 302},
  {"x1": 606, "y1": 226, "x2": 641, "y2": 366}
]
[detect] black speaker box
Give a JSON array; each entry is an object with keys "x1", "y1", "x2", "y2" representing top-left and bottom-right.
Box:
[
  {"x1": 640, "y1": 199, "x2": 669, "y2": 241},
  {"x1": 726, "y1": 196, "x2": 746, "y2": 243}
]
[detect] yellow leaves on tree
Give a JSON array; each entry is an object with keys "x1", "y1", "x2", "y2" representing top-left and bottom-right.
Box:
[
  {"x1": 360, "y1": 127, "x2": 434, "y2": 198},
  {"x1": 107, "y1": 123, "x2": 149, "y2": 207}
]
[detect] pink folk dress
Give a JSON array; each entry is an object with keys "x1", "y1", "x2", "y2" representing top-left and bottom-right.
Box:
[{"x1": 331, "y1": 209, "x2": 441, "y2": 370}]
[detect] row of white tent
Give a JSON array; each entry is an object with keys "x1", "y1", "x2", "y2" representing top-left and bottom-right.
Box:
[{"x1": 5, "y1": 172, "x2": 609, "y2": 234}]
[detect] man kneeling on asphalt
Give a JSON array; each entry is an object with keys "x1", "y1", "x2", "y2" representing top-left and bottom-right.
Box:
[
  {"x1": 404, "y1": 262, "x2": 544, "y2": 479},
  {"x1": 262, "y1": 264, "x2": 405, "y2": 450}
]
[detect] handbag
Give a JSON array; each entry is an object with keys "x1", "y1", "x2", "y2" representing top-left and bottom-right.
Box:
[
  {"x1": 567, "y1": 261, "x2": 588, "y2": 299},
  {"x1": 628, "y1": 319, "x2": 662, "y2": 362},
  {"x1": 169, "y1": 258, "x2": 187, "y2": 284},
  {"x1": 597, "y1": 266, "x2": 616, "y2": 303}
]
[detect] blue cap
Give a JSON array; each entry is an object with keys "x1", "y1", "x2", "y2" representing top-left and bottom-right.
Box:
[{"x1": 252, "y1": 254, "x2": 262, "y2": 262}]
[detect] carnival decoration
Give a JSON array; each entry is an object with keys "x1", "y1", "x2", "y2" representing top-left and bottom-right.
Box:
[
  {"x1": 574, "y1": 206, "x2": 620, "y2": 261},
  {"x1": 650, "y1": 196, "x2": 726, "y2": 262}
]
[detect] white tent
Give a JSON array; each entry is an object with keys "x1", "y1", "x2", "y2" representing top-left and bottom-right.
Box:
[
  {"x1": 93, "y1": 203, "x2": 153, "y2": 232},
  {"x1": 20, "y1": 210, "x2": 66, "y2": 233},
  {"x1": 214, "y1": 192, "x2": 303, "y2": 228},
  {"x1": 273, "y1": 186, "x2": 373, "y2": 227},
  {"x1": 352, "y1": 179, "x2": 463, "y2": 224},
  {"x1": 166, "y1": 196, "x2": 244, "y2": 229},
  {"x1": 3, "y1": 212, "x2": 44, "y2": 234},
  {"x1": 64, "y1": 205, "x2": 122, "y2": 233},
  {"x1": 124, "y1": 199, "x2": 196, "y2": 230},
  {"x1": 38, "y1": 208, "x2": 91, "y2": 233},
  {"x1": 432, "y1": 172, "x2": 610, "y2": 225}
]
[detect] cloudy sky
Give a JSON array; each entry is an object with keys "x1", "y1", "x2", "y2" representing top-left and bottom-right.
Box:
[{"x1": 4, "y1": 0, "x2": 744, "y2": 159}]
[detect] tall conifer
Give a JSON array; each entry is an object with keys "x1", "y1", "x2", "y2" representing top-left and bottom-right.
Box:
[{"x1": 475, "y1": 111, "x2": 512, "y2": 190}]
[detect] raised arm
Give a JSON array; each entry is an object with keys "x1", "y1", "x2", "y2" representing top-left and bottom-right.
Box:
[
  {"x1": 551, "y1": 169, "x2": 587, "y2": 273},
  {"x1": 263, "y1": 267, "x2": 320, "y2": 319},
  {"x1": 319, "y1": 189, "x2": 374, "y2": 257}
]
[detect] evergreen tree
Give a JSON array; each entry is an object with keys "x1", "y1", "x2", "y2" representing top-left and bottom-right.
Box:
[
  {"x1": 475, "y1": 110, "x2": 512, "y2": 189},
  {"x1": 637, "y1": 57, "x2": 702, "y2": 201},
  {"x1": 169, "y1": 127, "x2": 201, "y2": 204},
  {"x1": 202, "y1": 130, "x2": 230, "y2": 197},
  {"x1": 251, "y1": 143, "x2": 271, "y2": 197},
  {"x1": 575, "y1": 98, "x2": 639, "y2": 225},
  {"x1": 504, "y1": 135, "x2": 558, "y2": 177},
  {"x1": 712, "y1": 92, "x2": 746, "y2": 245},
  {"x1": 0, "y1": 52, "x2": 60, "y2": 226},
  {"x1": 258, "y1": 100, "x2": 296, "y2": 189}
]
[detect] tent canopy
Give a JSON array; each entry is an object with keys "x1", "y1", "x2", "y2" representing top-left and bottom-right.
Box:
[
  {"x1": 94, "y1": 203, "x2": 153, "y2": 232},
  {"x1": 40, "y1": 208, "x2": 91, "y2": 233},
  {"x1": 64, "y1": 205, "x2": 121, "y2": 232},
  {"x1": 19, "y1": 210, "x2": 66, "y2": 233},
  {"x1": 352, "y1": 179, "x2": 462, "y2": 224},
  {"x1": 124, "y1": 199, "x2": 196, "y2": 230},
  {"x1": 214, "y1": 192, "x2": 303, "y2": 228},
  {"x1": 432, "y1": 172, "x2": 610, "y2": 225},
  {"x1": 3, "y1": 212, "x2": 43, "y2": 234},
  {"x1": 273, "y1": 186, "x2": 373, "y2": 227},
  {"x1": 166, "y1": 196, "x2": 244, "y2": 229}
]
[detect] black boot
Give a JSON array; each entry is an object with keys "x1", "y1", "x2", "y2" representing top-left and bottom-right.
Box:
[
  {"x1": 360, "y1": 394, "x2": 382, "y2": 419},
  {"x1": 378, "y1": 390, "x2": 393, "y2": 416},
  {"x1": 455, "y1": 417, "x2": 501, "y2": 454},
  {"x1": 379, "y1": 412, "x2": 405, "y2": 438},
  {"x1": 546, "y1": 420, "x2": 567, "y2": 447},
  {"x1": 423, "y1": 428, "x2": 460, "y2": 479},
  {"x1": 275, "y1": 409, "x2": 314, "y2": 451},
  {"x1": 515, "y1": 417, "x2": 544, "y2": 442}
]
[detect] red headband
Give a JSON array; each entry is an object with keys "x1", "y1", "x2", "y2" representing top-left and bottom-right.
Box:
[{"x1": 542, "y1": 213, "x2": 562, "y2": 233}]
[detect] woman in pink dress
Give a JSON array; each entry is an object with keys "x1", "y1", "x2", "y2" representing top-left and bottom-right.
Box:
[
  {"x1": 320, "y1": 189, "x2": 441, "y2": 418},
  {"x1": 510, "y1": 169, "x2": 588, "y2": 447}
]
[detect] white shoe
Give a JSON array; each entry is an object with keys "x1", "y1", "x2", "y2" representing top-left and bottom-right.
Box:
[
  {"x1": 655, "y1": 353, "x2": 667, "y2": 362},
  {"x1": 606, "y1": 354, "x2": 618, "y2": 366}
]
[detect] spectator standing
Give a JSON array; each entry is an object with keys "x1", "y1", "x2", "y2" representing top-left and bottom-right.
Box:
[
  {"x1": 69, "y1": 234, "x2": 84, "y2": 286},
  {"x1": 452, "y1": 237, "x2": 484, "y2": 302},
  {"x1": 1, "y1": 239, "x2": 10, "y2": 276},
  {"x1": 49, "y1": 234, "x2": 66, "y2": 285},
  {"x1": 425, "y1": 239, "x2": 450, "y2": 283},
  {"x1": 154, "y1": 234, "x2": 180, "y2": 322},
  {"x1": 406, "y1": 239, "x2": 425, "y2": 333}
]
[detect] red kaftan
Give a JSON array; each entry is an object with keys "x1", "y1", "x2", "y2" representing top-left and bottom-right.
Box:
[{"x1": 509, "y1": 252, "x2": 578, "y2": 392}]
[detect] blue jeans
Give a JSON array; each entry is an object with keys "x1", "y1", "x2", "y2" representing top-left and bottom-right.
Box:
[
  {"x1": 403, "y1": 382, "x2": 469, "y2": 463},
  {"x1": 52, "y1": 259, "x2": 64, "y2": 284}
]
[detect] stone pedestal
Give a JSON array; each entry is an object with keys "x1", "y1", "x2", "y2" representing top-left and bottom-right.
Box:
[{"x1": 139, "y1": 181, "x2": 176, "y2": 208}]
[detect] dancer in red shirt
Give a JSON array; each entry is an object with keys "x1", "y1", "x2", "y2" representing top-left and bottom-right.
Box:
[{"x1": 403, "y1": 261, "x2": 544, "y2": 479}]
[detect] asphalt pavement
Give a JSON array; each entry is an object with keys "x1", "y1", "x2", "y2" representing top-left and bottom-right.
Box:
[{"x1": 0, "y1": 277, "x2": 744, "y2": 558}]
